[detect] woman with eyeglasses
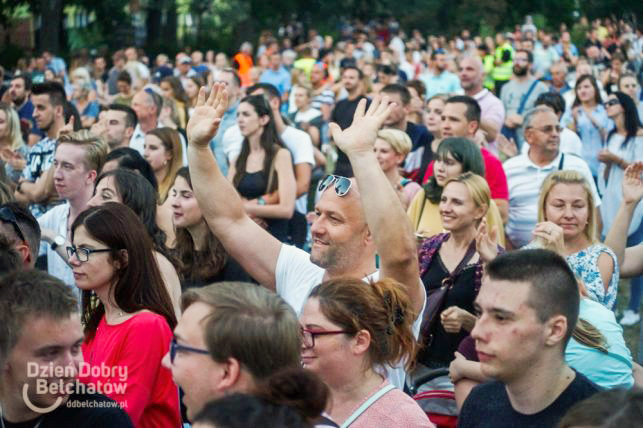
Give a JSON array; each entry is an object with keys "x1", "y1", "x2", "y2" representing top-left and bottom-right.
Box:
[
  {"x1": 528, "y1": 170, "x2": 619, "y2": 310},
  {"x1": 87, "y1": 168, "x2": 182, "y2": 317},
  {"x1": 415, "y1": 172, "x2": 500, "y2": 371},
  {"x1": 169, "y1": 167, "x2": 251, "y2": 289},
  {"x1": 566, "y1": 75, "x2": 612, "y2": 181},
  {"x1": 229, "y1": 94, "x2": 296, "y2": 242},
  {"x1": 407, "y1": 137, "x2": 505, "y2": 246},
  {"x1": 299, "y1": 277, "x2": 433, "y2": 427},
  {"x1": 70, "y1": 202, "x2": 180, "y2": 427},
  {"x1": 598, "y1": 92, "x2": 643, "y2": 324}
]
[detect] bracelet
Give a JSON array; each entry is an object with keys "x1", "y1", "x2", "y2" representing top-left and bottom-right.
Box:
[{"x1": 258, "y1": 197, "x2": 266, "y2": 205}]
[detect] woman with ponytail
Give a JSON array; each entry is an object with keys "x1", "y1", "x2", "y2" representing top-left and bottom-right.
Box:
[{"x1": 299, "y1": 278, "x2": 433, "y2": 427}]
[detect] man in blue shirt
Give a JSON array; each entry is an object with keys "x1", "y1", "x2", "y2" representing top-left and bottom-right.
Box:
[
  {"x1": 209, "y1": 69, "x2": 242, "y2": 176},
  {"x1": 259, "y1": 52, "x2": 291, "y2": 107}
]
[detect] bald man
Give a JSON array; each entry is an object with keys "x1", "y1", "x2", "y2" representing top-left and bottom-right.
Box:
[{"x1": 458, "y1": 56, "x2": 505, "y2": 146}]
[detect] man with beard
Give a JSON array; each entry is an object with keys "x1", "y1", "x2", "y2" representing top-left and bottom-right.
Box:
[
  {"x1": 14, "y1": 82, "x2": 67, "y2": 217},
  {"x1": 91, "y1": 104, "x2": 137, "y2": 151},
  {"x1": 186, "y1": 84, "x2": 425, "y2": 389},
  {"x1": 500, "y1": 50, "x2": 548, "y2": 150},
  {"x1": 419, "y1": 49, "x2": 461, "y2": 99},
  {"x1": 330, "y1": 66, "x2": 370, "y2": 176},
  {"x1": 8, "y1": 75, "x2": 34, "y2": 125}
]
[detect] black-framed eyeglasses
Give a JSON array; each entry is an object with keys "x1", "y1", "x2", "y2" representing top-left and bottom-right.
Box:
[
  {"x1": 168, "y1": 337, "x2": 210, "y2": 364},
  {"x1": 527, "y1": 125, "x2": 562, "y2": 135},
  {"x1": 604, "y1": 99, "x2": 620, "y2": 107},
  {"x1": 301, "y1": 328, "x2": 351, "y2": 348},
  {"x1": 0, "y1": 206, "x2": 27, "y2": 242},
  {"x1": 317, "y1": 175, "x2": 352, "y2": 197},
  {"x1": 66, "y1": 245, "x2": 112, "y2": 263}
]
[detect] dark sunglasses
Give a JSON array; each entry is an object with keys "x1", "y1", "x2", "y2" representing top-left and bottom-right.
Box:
[
  {"x1": 317, "y1": 175, "x2": 352, "y2": 197},
  {"x1": 0, "y1": 206, "x2": 27, "y2": 242},
  {"x1": 604, "y1": 99, "x2": 620, "y2": 107}
]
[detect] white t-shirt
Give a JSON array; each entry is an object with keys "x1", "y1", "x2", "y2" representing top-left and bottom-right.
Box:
[
  {"x1": 275, "y1": 244, "x2": 426, "y2": 390},
  {"x1": 37, "y1": 203, "x2": 76, "y2": 292},
  {"x1": 225, "y1": 125, "x2": 315, "y2": 214}
]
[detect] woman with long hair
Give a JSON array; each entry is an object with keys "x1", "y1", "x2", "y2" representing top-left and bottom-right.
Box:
[
  {"x1": 407, "y1": 137, "x2": 505, "y2": 245},
  {"x1": 160, "y1": 76, "x2": 190, "y2": 128},
  {"x1": 87, "y1": 168, "x2": 182, "y2": 316},
  {"x1": 598, "y1": 91, "x2": 643, "y2": 325},
  {"x1": 170, "y1": 167, "x2": 251, "y2": 288},
  {"x1": 530, "y1": 170, "x2": 619, "y2": 309},
  {"x1": 144, "y1": 127, "x2": 183, "y2": 203},
  {"x1": 0, "y1": 102, "x2": 28, "y2": 182},
  {"x1": 229, "y1": 94, "x2": 296, "y2": 242},
  {"x1": 416, "y1": 172, "x2": 501, "y2": 370},
  {"x1": 300, "y1": 278, "x2": 432, "y2": 427},
  {"x1": 71, "y1": 203, "x2": 180, "y2": 427},
  {"x1": 374, "y1": 128, "x2": 422, "y2": 208},
  {"x1": 568, "y1": 74, "x2": 612, "y2": 180}
]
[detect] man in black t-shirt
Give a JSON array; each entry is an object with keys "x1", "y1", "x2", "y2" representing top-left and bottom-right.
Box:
[
  {"x1": 0, "y1": 270, "x2": 132, "y2": 428},
  {"x1": 330, "y1": 66, "x2": 370, "y2": 177},
  {"x1": 458, "y1": 250, "x2": 600, "y2": 428},
  {"x1": 379, "y1": 83, "x2": 432, "y2": 182}
]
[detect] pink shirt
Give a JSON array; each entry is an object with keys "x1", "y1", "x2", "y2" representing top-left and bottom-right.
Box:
[
  {"x1": 81, "y1": 312, "x2": 180, "y2": 428},
  {"x1": 347, "y1": 380, "x2": 434, "y2": 428}
]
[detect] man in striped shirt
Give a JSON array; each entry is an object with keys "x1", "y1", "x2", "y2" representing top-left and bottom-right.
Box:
[{"x1": 503, "y1": 106, "x2": 600, "y2": 248}]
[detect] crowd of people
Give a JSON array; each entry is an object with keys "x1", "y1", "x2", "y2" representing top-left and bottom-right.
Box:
[{"x1": 0, "y1": 13, "x2": 642, "y2": 428}]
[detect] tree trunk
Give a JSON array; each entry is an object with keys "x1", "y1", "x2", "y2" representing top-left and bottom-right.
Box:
[{"x1": 39, "y1": 0, "x2": 64, "y2": 53}]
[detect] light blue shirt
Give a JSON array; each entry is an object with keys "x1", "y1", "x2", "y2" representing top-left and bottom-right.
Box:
[
  {"x1": 209, "y1": 101, "x2": 239, "y2": 177},
  {"x1": 562, "y1": 105, "x2": 612, "y2": 177},
  {"x1": 259, "y1": 67, "x2": 292, "y2": 97},
  {"x1": 565, "y1": 299, "x2": 633, "y2": 389},
  {"x1": 419, "y1": 70, "x2": 461, "y2": 99}
]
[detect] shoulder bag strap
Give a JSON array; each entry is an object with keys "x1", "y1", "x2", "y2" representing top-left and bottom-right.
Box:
[
  {"x1": 558, "y1": 153, "x2": 565, "y2": 171},
  {"x1": 448, "y1": 240, "x2": 478, "y2": 280},
  {"x1": 517, "y1": 79, "x2": 541, "y2": 115},
  {"x1": 340, "y1": 383, "x2": 396, "y2": 428}
]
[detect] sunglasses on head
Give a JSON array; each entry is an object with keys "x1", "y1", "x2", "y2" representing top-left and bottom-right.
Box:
[
  {"x1": 0, "y1": 206, "x2": 27, "y2": 242},
  {"x1": 317, "y1": 175, "x2": 352, "y2": 197}
]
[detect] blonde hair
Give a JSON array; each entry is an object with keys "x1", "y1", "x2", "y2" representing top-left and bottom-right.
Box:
[
  {"x1": 0, "y1": 103, "x2": 24, "y2": 151},
  {"x1": 376, "y1": 128, "x2": 413, "y2": 157},
  {"x1": 57, "y1": 130, "x2": 109, "y2": 173},
  {"x1": 443, "y1": 172, "x2": 491, "y2": 216},
  {"x1": 538, "y1": 170, "x2": 597, "y2": 243}
]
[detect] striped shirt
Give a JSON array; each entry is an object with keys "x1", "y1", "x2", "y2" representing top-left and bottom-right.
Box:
[{"x1": 504, "y1": 151, "x2": 600, "y2": 248}]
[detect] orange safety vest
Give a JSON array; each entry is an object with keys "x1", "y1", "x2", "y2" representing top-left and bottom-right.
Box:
[{"x1": 233, "y1": 52, "x2": 254, "y2": 87}]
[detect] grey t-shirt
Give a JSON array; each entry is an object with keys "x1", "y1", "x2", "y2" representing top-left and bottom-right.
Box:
[{"x1": 500, "y1": 77, "x2": 548, "y2": 148}]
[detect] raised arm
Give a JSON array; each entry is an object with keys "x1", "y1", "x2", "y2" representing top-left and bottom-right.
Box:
[
  {"x1": 329, "y1": 96, "x2": 423, "y2": 314},
  {"x1": 604, "y1": 162, "x2": 643, "y2": 265},
  {"x1": 187, "y1": 83, "x2": 282, "y2": 290}
]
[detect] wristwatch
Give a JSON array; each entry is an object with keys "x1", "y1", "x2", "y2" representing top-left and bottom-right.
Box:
[{"x1": 51, "y1": 235, "x2": 66, "y2": 251}]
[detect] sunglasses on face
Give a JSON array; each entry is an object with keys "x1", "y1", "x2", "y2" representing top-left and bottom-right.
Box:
[
  {"x1": 604, "y1": 99, "x2": 620, "y2": 107},
  {"x1": 0, "y1": 207, "x2": 27, "y2": 242},
  {"x1": 317, "y1": 175, "x2": 352, "y2": 197}
]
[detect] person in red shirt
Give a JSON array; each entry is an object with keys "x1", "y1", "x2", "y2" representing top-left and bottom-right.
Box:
[
  {"x1": 422, "y1": 95, "x2": 509, "y2": 223},
  {"x1": 70, "y1": 203, "x2": 180, "y2": 427}
]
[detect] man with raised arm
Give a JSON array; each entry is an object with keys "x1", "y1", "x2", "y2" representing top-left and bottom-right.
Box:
[{"x1": 186, "y1": 84, "x2": 425, "y2": 389}]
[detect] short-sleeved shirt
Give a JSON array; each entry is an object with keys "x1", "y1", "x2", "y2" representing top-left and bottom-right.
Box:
[
  {"x1": 458, "y1": 371, "x2": 600, "y2": 428},
  {"x1": 21, "y1": 136, "x2": 58, "y2": 217},
  {"x1": 503, "y1": 151, "x2": 600, "y2": 248},
  {"x1": 275, "y1": 244, "x2": 426, "y2": 390},
  {"x1": 500, "y1": 78, "x2": 549, "y2": 148},
  {"x1": 259, "y1": 67, "x2": 292, "y2": 96},
  {"x1": 419, "y1": 70, "x2": 461, "y2": 99}
]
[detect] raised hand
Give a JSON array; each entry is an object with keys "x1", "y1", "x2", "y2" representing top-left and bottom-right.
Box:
[
  {"x1": 328, "y1": 95, "x2": 393, "y2": 156},
  {"x1": 475, "y1": 218, "x2": 499, "y2": 263},
  {"x1": 57, "y1": 115, "x2": 75, "y2": 139},
  {"x1": 622, "y1": 161, "x2": 643, "y2": 205},
  {"x1": 497, "y1": 133, "x2": 518, "y2": 158},
  {"x1": 186, "y1": 82, "x2": 229, "y2": 147}
]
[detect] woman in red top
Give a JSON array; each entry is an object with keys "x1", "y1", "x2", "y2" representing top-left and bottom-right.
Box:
[{"x1": 70, "y1": 202, "x2": 180, "y2": 427}]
